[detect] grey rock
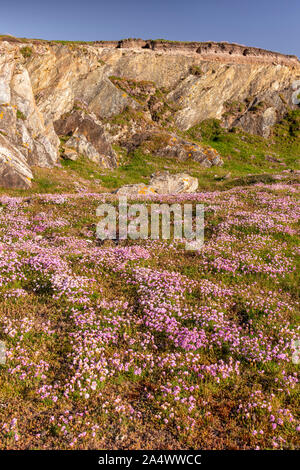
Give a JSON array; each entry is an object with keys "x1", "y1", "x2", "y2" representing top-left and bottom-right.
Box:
[
  {"x1": 0, "y1": 134, "x2": 33, "y2": 189},
  {"x1": 149, "y1": 172, "x2": 198, "y2": 194},
  {"x1": 115, "y1": 172, "x2": 198, "y2": 196}
]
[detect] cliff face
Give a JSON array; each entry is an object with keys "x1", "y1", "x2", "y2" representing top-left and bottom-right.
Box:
[{"x1": 0, "y1": 38, "x2": 299, "y2": 188}]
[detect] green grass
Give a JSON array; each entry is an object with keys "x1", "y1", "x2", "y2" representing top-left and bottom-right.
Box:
[
  {"x1": 32, "y1": 176, "x2": 60, "y2": 192},
  {"x1": 95, "y1": 111, "x2": 299, "y2": 192},
  {"x1": 61, "y1": 151, "x2": 154, "y2": 189},
  {"x1": 1, "y1": 105, "x2": 299, "y2": 197},
  {"x1": 184, "y1": 113, "x2": 300, "y2": 175}
]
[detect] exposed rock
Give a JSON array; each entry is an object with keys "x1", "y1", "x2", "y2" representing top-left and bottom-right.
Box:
[
  {"x1": 115, "y1": 183, "x2": 156, "y2": 196},
  {"x1": 232, "y1": 104, "x2": 279, "y2": 137},
  {"x1": 2, "y1": 36, "x2": 297, "y2": 66},
  {"x1": 0, "y1": 134, "x2": 33, "y2": 189},
  {"x1": 123, "y1": 131, "x2": 223, "y2": 167},
  {"x1": 110, "y1": 39, "x2": 298, "y2": 67},
  {"x1": 118, "y1": 39, "x2": 148, "y2": 49},
  {"x1": 24, "y1": 41, "x2": 299, "y2": 137},
  {"x1": 153, "y1": 135, "x2": 223, "y2": 167},
  {"x1": 54, "y1": 109, "x2": 117, "y2": 167},
  {"x1": 0, "y1": 43, "x2": 59, "y2": 186},
  {"x1": 0, "y1": 38, "x2": 299, "y2": 188},
  {"x1": 150, "y1": 172, "x2": 198, "y2": 193},
  {"x1": 62, "y1": 147, "x2": 78, "y2": 161},
  {"x1": 169, "y1": 65, "x2": 299, "y2": 133},
  {"x1": 64, "y1": 134, "x2": 115, "y2": 167},
  {"x1": 115, "y1": 172, "x2": 198, "y2": 196}
]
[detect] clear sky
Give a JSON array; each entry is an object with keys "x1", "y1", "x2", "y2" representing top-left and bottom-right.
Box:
[{"x1": 1, "y1": 0, "x2": 299, "y2": 57}]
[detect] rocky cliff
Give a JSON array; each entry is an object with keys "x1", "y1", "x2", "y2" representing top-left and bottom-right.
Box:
[{"x1": 0, "y1": 37, "x2": 299, "y2": 188}]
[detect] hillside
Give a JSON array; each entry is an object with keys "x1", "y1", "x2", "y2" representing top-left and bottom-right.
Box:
[
  {"x1": 0, "y1": 37, "x2": 299, "y2": 451},
  {"x1": 0, "y1": 37, "x2": 299, "y2": 191}
]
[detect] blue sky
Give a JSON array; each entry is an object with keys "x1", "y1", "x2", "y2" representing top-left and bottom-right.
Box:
[{"x1": 1, "y1": 0, "x2": 299, "y2": 56}]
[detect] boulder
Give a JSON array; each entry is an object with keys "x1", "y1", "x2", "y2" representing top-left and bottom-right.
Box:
[
  {"x1": 115, "y1": 172, "x2": 198, "y2": 196},
  {"x1": 234, "y1": 106, "x2": 278, "y2": 138},
  {"x1": 62, "y1": 147, "x2": 78, "y2": 161},
  {"x1": 149, "y1": 172, "x2": 199, "y2": 193},
  {"x1": 64, "y1": 134, "x2": 116, "y2": 167},
  {"x1": 115, "y1": 183, "x2": 156, "y2": 196}
]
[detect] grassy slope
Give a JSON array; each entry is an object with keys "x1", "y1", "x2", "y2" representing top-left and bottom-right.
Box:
[{"x1": 2, "y1": 110, "x2": 298, "y2": 197}]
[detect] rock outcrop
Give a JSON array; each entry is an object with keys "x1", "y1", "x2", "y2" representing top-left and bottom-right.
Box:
[
  {"x1": 54, "y1": 109, "x2": 117, "y2": 167},
  {"x1": 0, "y1": 43, "x2": 59, "y2": 187},
  {"x1": 0, "y1": 37, "x2": 299, "y2": 188},
  {"x1": 116, "y1": 172, "x2": 199, "y2": 196},
  {"x1": 149, "y1": 171, "x2": 199, "y2": 194},
  {"x1": 85, "y1": 39, "x2": 299, "y2": 66},
  {"x1": 0, "y1": 133, "x2": 33, "y2": 188},
  {"x1": 122, "y1": 131, "x2": 223, "y2": 167}
]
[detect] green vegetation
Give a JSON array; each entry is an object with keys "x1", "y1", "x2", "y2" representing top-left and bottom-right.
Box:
[
  {"x1": 184, "y1": 111, "x2": 300, "y2": 176},
  {"x1": 2, "y1": 109, "x2": 299, "y2": 197},
  {"x1": 151, "y1": 39, "x2": 194, "y2": 44},
  {"x1": 249, "y1": 101, "x2": 266, "y2": 113},
  {"x1": 61, "y1": 150, "x2": 153, "y2": 189},
  {"x1": 32, "y1": 175, "x2": 59, "y2": 192},
  {"x1": 16, "y1": 109, "x2": 26, "y2": 120},
  {"x1": 20, "y1": 46, "x2": 33, "y2": 58},
  {"x1": 108, "y1": 76, "x2": 156, "y2": 107},
  {"x1": 223, "y1": 100, "x2": 246, "y2": 117},
  {"x1": 1, "y1": 94, "x2": 299, "y2": 197},
  {"x1": 274, "y1": 109, "x2": 300, "y2": 139},
  {"x1": 0, "y1": 182, "x2": 298, "y2": 449},
  {"x1": 189, "y1": 65, "x2": 202, "y2": 76},
  {"x1": 103, "y1": 106, "x2": 147, "y2": 128},
  {"x1": 50, "y1": 39, "x2": 95, "y2": 45}
]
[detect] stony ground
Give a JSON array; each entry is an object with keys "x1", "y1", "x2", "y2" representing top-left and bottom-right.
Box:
[{"x1": 0, "y1": 181, "x2": 299, "y2": 450}]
